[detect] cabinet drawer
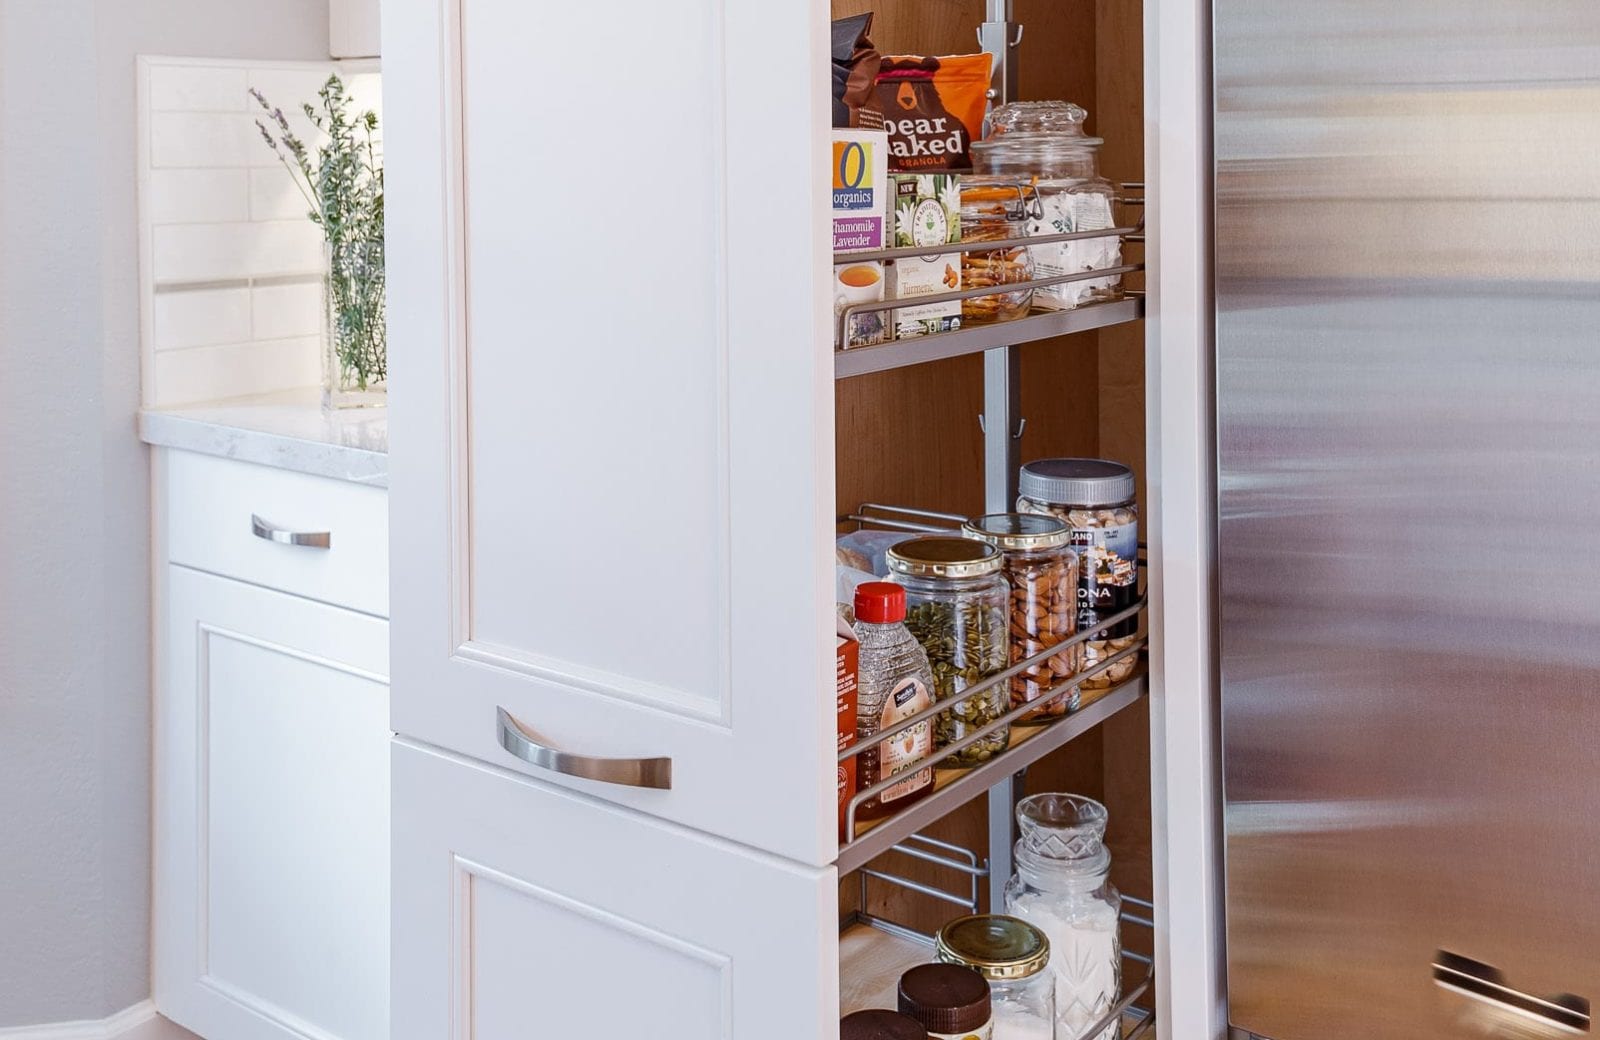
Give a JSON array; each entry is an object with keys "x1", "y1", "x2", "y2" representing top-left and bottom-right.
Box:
[
  {"x1": 392, "y1": 740, "x2": 835, "y2": 1040},
  {"x1": 165, "y1": 450, "x2": 388, "y2": 617}
]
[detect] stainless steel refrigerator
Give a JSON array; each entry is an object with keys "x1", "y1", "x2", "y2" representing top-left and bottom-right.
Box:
[{"x1": 1216, "y1": 3, "x2": 1600, "y2": 1038}]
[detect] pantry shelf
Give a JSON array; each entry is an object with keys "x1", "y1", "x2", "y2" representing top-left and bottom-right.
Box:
[
  {"x1": 836, "y1": 667, "x2": 1147, "y2": 875},
  {"x1": 834, "y1": 296, "x2": 1144, "y2": 379}
]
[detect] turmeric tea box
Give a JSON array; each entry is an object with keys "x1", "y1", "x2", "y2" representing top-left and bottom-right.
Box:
[{"x1": 885, "y1": 173, "x2": 962, "y2": 339}]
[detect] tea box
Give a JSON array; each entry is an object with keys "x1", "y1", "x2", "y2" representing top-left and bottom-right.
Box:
[
  {"x1": 833, "y1": 129, "x2": 891, "y2": 348},
  {"x1": 885, "y1": 173, "x2": 962, "y2": 339}
]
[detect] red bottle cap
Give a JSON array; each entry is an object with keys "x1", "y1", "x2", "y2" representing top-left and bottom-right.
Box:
[{"x1": 854, "y1": 582, "x2": 906, "y2": 624}]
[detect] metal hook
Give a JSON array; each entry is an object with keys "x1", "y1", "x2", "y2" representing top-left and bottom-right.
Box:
[{"x1": 977, "y1": 415, "x2": 1028, "y2": 439}]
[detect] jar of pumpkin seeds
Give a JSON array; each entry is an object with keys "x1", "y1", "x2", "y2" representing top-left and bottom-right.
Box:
[{"x1": 887, "y1": 537, "x2": 1011, "y2": 767}]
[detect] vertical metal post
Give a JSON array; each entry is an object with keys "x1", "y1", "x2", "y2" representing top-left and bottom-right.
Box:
[
  {"x1": 979, "y1": 0, "x2": 1024, "y2": 915},
  {"x1": 978, "y1": 0, "x2": 1020, "y2": 109},
  {"x1": 981, "y1": 345, "x2": 1023, "y2": 910}
]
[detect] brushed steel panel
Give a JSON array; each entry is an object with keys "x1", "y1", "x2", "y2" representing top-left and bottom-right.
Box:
[{"x1": 1216, "y1": 3, "x2": 1600, "y2": 1039}]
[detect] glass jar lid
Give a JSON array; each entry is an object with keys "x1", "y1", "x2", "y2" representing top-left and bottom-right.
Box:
[
  {"x1": 886, "y1": 536, "x2": 1002, "y2": 579},
  {"x1": 988, "y1": 100, "x2": 1090, "y2": 137},
  {"x1": 1018, "y1": 458, "x2": 1136, "y2": 508},
  {"x1": 935, "y1": 914, "x2": 1051, "y2": 980},
  {"x1": 963, "y1": 513, "x2": 1071, "y2": 551},
  {"x1": 1014, "y1": 792, "x2": 1112, "y2": 881}
]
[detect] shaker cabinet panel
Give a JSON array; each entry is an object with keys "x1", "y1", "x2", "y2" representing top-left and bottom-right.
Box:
[
  {"x1": 383, "y1": 0, "x2": 837, "y2": 861},
  {"x1": 391, "y1": 740, "x2": 836, "y2": 1040},
  {"x1": 155, "y1": 565, "x2": 390, "y2": 1040}
]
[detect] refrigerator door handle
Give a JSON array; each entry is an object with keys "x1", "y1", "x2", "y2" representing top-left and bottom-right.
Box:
[{"x1": 1433, "y1": 951, "x2": 1591, "y2": 1034}]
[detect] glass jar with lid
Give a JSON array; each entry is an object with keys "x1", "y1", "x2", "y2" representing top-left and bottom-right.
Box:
[
  {"x1": 1003, "y1": 794, "x2": 1122, "y2": 1040},
  {"x1": 962, "y1": 514, "x2": 1081, "y2": 721},
  {"x1": 1016, "y1": 459, "x2": 1140, "y2": 694},
  {"x1": 972, "y1": 101, "x2": 1122, "y2": 310},
  {"x1": 936, "y1": 915, "x2": 1055, "y2": 1040},
  {"x1": 886, "y1": 536, "x2": 1010, "y2": 767},
  {"x1": 958, "y1": 178, "x2": 1037, "y2": 325}
]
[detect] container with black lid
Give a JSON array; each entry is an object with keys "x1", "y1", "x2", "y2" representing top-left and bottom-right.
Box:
[
  {"x1": 840, "y1": 1009, "x2": 930, "y2": 1040},
  {"x1": 898, "y1": 962, "x2": 993, "y2": 1039}
]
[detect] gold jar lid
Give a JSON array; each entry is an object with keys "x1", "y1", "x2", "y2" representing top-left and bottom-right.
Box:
[
  {"x1": 886, "y1": 537, "x2": 1002, "y2": 579},
  {"x1": 962, "y1": 513, "x2": 1071, "y2": 552},
  {"x1": 935, "y1": 914, "x2": 1051, "y2": 980}
]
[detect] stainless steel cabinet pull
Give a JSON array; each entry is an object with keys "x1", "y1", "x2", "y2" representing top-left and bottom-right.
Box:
[
  {"x1": 250, "y1": 514, "x2": 331, "y2": 549},
  {"x1": 496, "y1": 707, "x2": 672, "y2": 790},
  {"x1": 1433, "y1": 951, "x2": 1591, "y2": 1033}
]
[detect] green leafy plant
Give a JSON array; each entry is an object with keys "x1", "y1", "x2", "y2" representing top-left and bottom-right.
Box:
[{"x1": 252, "y1": 76, "x2": 385, "y2": 395}]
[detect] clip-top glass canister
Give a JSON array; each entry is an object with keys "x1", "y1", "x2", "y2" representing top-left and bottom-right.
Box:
[
  {"x1": 1003, "y1": 794, "x2": 1122, "y2": 1040},
  {"x1": 972, "y1": 101, "x2": 1122, "y2": 310},
  {"x1": 886, "y1": 537, "x2": 1011, "y2": 767},
  {"x1": 936, "y1": 915, "x2": 1055, "y2": 1040}
]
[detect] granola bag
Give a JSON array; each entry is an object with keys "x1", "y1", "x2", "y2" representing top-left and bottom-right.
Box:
[{"x1": 866, "y1": 53, "x2": 993, "y2": 170}]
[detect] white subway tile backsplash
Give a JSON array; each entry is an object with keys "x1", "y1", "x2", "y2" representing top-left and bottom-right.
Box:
[
  {"x1": 152, "y1": 221, "x2": 323, "y2": 283},
  {"x1": 139, "y1": 57, "x2": 385, "y2": 407},
  {"x1": 150, "y1": 112, "x2": 259, "y2": 168},
  {"x1": 146, "y1": 169, "x2": 250, "y2": 224},
  {"x1": 148, "y1": 64, "x2": 248, "y2": 112},
  {"x1": 248, "y1": 68, "x2": 338, "y2": 114},
  {"x1": 249, "y1": 166, "x2": 314, "y2": 222},
  {"x1": 153, "y1": 287, "x2": 252, "y2": 351},
  {"x1": 252, "y1": 281, "x2": 323, "y2": 341},
  {"x1": 153, "y1": 337, "x2": 321, "y2": 405}
]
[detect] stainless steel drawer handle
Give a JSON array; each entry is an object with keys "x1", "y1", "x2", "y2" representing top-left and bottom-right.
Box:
[
  {"x1": 1434, "y1": 950, "x2": 1591, "y2": 1033},
  {"x1": 496, "y1": 707, "x2": 672, "y2": 790},
  {"x1": 250, "y1": 514, "x2": 331, "y2": 549}
]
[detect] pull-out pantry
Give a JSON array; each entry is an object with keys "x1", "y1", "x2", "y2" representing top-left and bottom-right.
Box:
[{"x1": 382, "y1": 0, "x2": 1218, "y2": 1034}]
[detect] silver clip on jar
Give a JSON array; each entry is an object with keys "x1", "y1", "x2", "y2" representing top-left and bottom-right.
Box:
[
  {"x1": 972, "y1": 101, "x2": 1123, "y2": 311},
  {"x1": 886, "y1": 537, "x2": 1011, "y2": 767},
  {"x1": 1016, "y1": 460, "x2": 1139, "y2": 694},
  {"x1": 1003, "y1": 794, "x2": 1122, "y2": 1040},
  {"x1": 936, "y1": 915, "x2": 1055, "y2": 1040},
  {"x1": 962, "y1": 514, "x2": 1080, "y2": 720}
]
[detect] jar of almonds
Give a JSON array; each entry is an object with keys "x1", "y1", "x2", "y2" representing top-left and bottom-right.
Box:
[
  {"x1": 962, "y1": 513, "x2": 1081, "y2": 720},
  {"x1": 959, "y1": 179, "x2": 1037, "y2": 325},
  {"x1": 886, "y1": 536, "x2": 1011, "y2": 768},
  {"x1": 1016, "y1": 460, "x2": 1140, "y2": 694}
]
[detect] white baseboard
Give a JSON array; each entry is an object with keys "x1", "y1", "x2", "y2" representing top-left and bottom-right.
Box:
[{"x1": 0, "y1": 1002, "x2": 198, "y2": 1040}]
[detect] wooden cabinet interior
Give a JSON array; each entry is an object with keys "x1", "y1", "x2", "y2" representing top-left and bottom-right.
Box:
[{"x1": 832, "y1": 0, "x2": 1152, "y2": 965}]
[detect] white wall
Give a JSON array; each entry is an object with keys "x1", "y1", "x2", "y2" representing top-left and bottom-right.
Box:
[{"x1": 0, "y1": 0, "x2": 328, "y2": 1026}]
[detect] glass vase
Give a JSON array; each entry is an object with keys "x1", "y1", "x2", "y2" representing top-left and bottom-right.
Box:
[{"x1": 322, "y1": 238, "x2": 387, "y2": 409}]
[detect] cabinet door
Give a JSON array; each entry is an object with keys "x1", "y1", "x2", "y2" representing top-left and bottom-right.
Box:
[
  {"x1": 392, "y1": 739, "x2": 836, "y2": 1040},
  {"x1": 382, "y1": 0, "x2": 835, "y2": 862},
  {"x1": 155, "y1": 566, "x2": 390, "y2": 1040}
]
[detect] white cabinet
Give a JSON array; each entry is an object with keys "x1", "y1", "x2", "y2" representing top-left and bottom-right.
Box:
[
  {"x1": 392, "y1": 740, "x2": 835, "y2": 1040},
  {"x1": 153, "y1": 452, "x2": 390, "y2": 1040},
  {"x1": 383, "y1": 0, "x2": 834, "y2": 863},
  {"x1": 330, "y1": 0, "x2": 380, "y2": 58}
]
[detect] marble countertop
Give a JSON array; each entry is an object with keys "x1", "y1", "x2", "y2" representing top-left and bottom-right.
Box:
[{"x1": 138, "y1": 389, "x2": 388, "y2": 488}]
